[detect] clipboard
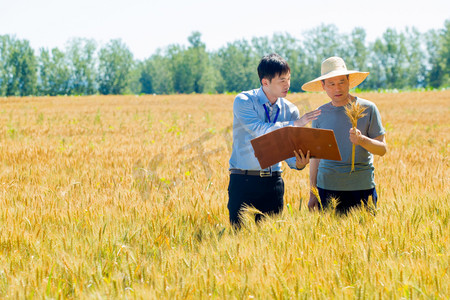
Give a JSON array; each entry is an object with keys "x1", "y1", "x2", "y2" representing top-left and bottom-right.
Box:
[{"x1": 250, "y1": 127, "x2": 341, "y2": 169}]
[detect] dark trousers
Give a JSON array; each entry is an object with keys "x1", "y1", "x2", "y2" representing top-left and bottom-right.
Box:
[
  {"x1": 317, "y1": 187, "x2": 377, "y2": 214},
  {"x1": 227, "y1": 174, "x2": 284, "y2": 228}
]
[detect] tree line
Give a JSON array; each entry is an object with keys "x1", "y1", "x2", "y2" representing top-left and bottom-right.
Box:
[{"x1": 0, "y1": 21, "x2": 448, "y2": 97}]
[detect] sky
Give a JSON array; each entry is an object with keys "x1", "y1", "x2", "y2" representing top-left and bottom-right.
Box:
[{"x1": 1, "y1": 0, "x2": 449, "y2": 60}]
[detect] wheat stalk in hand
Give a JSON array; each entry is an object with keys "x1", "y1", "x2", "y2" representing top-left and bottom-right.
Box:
[{"x1": 344, "y1": 102, "x2": 367, "y2": 173}]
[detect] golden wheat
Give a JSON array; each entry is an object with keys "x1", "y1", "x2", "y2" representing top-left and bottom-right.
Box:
[{"x1": 0, "y1": 91, "x2": 448, "y2": 298}]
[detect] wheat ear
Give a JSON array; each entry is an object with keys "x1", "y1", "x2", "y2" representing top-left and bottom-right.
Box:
[{"x1": 344, "y1": 102, "x2": 367, "y2": 173}]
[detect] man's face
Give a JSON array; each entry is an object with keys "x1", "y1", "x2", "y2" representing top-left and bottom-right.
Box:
[
  {"x1": 321, "y1": 75, "x2": 350, "y2": 104},
  {"x1": 263, "y1": 72, "x2": 291, "y2": 101}
]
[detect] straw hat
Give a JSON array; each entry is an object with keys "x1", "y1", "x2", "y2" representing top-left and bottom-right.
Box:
[{"x1": 301, "y1": 57, "x2": 369, "y2": 92}]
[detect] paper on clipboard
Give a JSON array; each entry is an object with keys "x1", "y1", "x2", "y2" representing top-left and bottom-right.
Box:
[{"x1": 250, "y1": 127, "x2": 341, "y2": 169}]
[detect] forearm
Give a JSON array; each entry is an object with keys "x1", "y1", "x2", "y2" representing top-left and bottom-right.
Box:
[
  {"x1": 237, "y1": 116, "x2": 291, "y2": 137},
  {"x1": 309, "y1": 158, "x2": 320, "y2": 188},
  {"x1": 293, "y1": 109, "x2": 321, "y2": 127},
  {"x1": 308, "y1": 158, "x2": 320, "y2": 210},
  {"x1": 359, "y1": 135, "x2": 387, "y2": 156}
]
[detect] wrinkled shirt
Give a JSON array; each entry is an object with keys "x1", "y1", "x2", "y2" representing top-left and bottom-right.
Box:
[
  {"x1": 229, "y1": 87, "x2": 300, "y2": 171},
  {"x1": 312, "y1": 97, "x2": 385, "y2": 190}
]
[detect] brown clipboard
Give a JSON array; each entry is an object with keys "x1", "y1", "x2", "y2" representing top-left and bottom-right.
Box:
[{"x1": 250, "y1": 127, "x2": 341, "y2": 169}]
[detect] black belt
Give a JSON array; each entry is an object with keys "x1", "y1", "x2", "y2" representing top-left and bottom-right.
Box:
[{"x1": 229, "y1": 169, "x2": 282, "y2": 177}]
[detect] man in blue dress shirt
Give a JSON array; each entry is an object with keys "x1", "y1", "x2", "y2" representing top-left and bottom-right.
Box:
[{"x1": 228, "y1": 53, "x2": 321, "y2": 228}]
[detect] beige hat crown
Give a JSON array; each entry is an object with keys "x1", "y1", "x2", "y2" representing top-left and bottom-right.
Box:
[{"x1": 301, "y1": 56, "x2": 369, "y2": 92}]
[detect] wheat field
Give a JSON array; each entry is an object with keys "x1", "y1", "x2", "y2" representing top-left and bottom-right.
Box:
[{"x1": 0, "y1": 91, "x2": 448, "y2": 299}]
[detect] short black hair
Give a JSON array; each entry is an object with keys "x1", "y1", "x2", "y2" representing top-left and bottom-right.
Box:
[{"x1": 257, "y1": 53, "x2": 290, "y2": 84}]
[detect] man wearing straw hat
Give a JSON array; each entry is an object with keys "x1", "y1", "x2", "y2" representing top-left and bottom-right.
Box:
[
  {"x1": 228, "y1": 53, "x2": 321, "y2": 229},
  {"x1": 302, "y1": 56, "x2": 387, "y2": 213}
]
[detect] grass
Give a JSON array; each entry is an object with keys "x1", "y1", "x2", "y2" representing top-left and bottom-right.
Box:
[{"x1": 0, "y1": 91, "x2": 449, "y2": 298}]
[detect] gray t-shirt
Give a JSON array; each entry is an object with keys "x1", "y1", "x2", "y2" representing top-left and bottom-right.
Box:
[{"x1": 312, "y1": 97, "x2": 385, "y2": 191}]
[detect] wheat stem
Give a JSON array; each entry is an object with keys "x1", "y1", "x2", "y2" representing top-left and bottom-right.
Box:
[{"x1": 344, "y1": 101, "x2": 367, "y2": 173}]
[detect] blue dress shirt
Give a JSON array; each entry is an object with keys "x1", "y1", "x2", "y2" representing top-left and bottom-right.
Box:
[{"x1": 229, "y1": 87, "x2": 300, "y2": 171}]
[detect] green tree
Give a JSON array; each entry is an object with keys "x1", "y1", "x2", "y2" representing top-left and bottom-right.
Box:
[
  {"x1": 271, "y1": 33, "x2": 304, "y2": 92},
  {"x1": 381, "y1": 29, "x2": 408, "y2": 89},
  {"x1": 302, "y1": 24, "x2": 345, "y2": 80},
  {"x1": 345, "y1": 28, "x2": 370, "y2": 89},
  {"x1": 187, "y1": 32, "x2": 211, "y2": 93},
  {"x1": 167, "y1": 44, "x2": 193, "y2": 93},
  {"x1": 217, "y1": 40, "x2": 258, "y2": 92},
  {"x1": 366, "y1": 29, "x2": 409, "y2": 89},
  {"x1": 127, "y1": 60, "x2": 143, "y2": 94},
  {"x1": 365, "y1": 39, "x2": 386, "y2": 90},
  {"x1": 209, "y1": 52, "x2": 225, "y2": 94},
  {"x1": 0, "y1": 35, "x2": 11, "y2": 96},
  {"x1": 66, "y1": 38, "x2": 97, "y2": 95},
  {"x1": 403, "y1": 27, "x2": 427, "y2": 88},
  {"x1": 198, "y1": 56, "x2": 221, "y2": 94},
  {"x1": 251, "y1": 36, "x2": 273, "y2": 58},
  {"x1": 426, "y1": 29, "x2": 444, "y2": 88},
  {"x1": 140, "y1": 51, "x2": 174, "y2": 94},
  {"x1": 2, "y1": 22, "x2": 449, "y2": 96},
  {"x1": 2, "y1": 36, "x2": 37, "y2": 96},
  {"x1": 166, "y1": 32, "x2": 211, "y2": 94},
  {"x1": 97, "y1": 39, "x2": 134, "y2": 95},
  {"x1": 426, "y1": 20, "x2": 450, "y2": 88},
  {"x1": 440, "y1": 20, "x2": 450, "y2": 87},
  {"x1": 139, "y1": 58, "x2": 154, "y2": 94},
  {"x1": 38, "y1": 47, "x2": 71, "y2": 95}
]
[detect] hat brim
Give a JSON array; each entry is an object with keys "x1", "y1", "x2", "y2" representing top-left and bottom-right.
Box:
[{"x1": 301, "y1": 70, "x2": 369, "y2": 92}]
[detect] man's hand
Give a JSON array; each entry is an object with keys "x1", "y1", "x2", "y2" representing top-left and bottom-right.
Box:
[
  {"x1": 349, "y1": 129, "x2": 387, "y2": 156},
  {"x1": 349, "y1": 127, "x2": 364, "y2": 145},
  {"x1": 294, "y1": 149, "x2": 310, "y2": 170},
  {"x1": 308, "y1": 191, "x2": 319, "y2": 211},
  {"x1": 293, "y1": 109, "x2": 321, "y2": 127}
]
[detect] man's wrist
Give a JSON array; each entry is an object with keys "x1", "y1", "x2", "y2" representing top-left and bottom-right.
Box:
[
  {"x1": 296, "y1": 163, "x2": 306, "y2": 170},
  {"x1": 362, "y1": 135, "x2": 370, "y2": 144}
]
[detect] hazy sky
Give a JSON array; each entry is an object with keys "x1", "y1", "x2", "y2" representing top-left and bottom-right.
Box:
[{"x1": 1, "y1": 0, "x2": 449, "y2": 60}]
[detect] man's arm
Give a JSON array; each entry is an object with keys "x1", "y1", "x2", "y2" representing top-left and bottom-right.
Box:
[
  {"x1": 234, "y1": 96, "x2": 282, "y2": 137},
  {"x1": 293, "y1": 109, "x2": 321, "y2": 127},
  {"x1": 308, "y1": 158, "x2": 320, "y2": 210},
  {"x1": 349, "y1": 129, "x2": 387, "y2": 156}
]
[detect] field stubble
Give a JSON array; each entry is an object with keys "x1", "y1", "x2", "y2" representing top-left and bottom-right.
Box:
[{"x1": 0, "y1": 91, "x2": 448, "y2": 298}]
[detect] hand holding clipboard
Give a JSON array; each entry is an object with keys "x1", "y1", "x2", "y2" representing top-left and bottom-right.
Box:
[{"x1": 250, "y1": 127, "x2": 341, "y2": 169}]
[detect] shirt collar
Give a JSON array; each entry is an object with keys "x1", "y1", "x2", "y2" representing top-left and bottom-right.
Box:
[{"x1": 257, "y1": 87, "x2": 282, "y2": 109}]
